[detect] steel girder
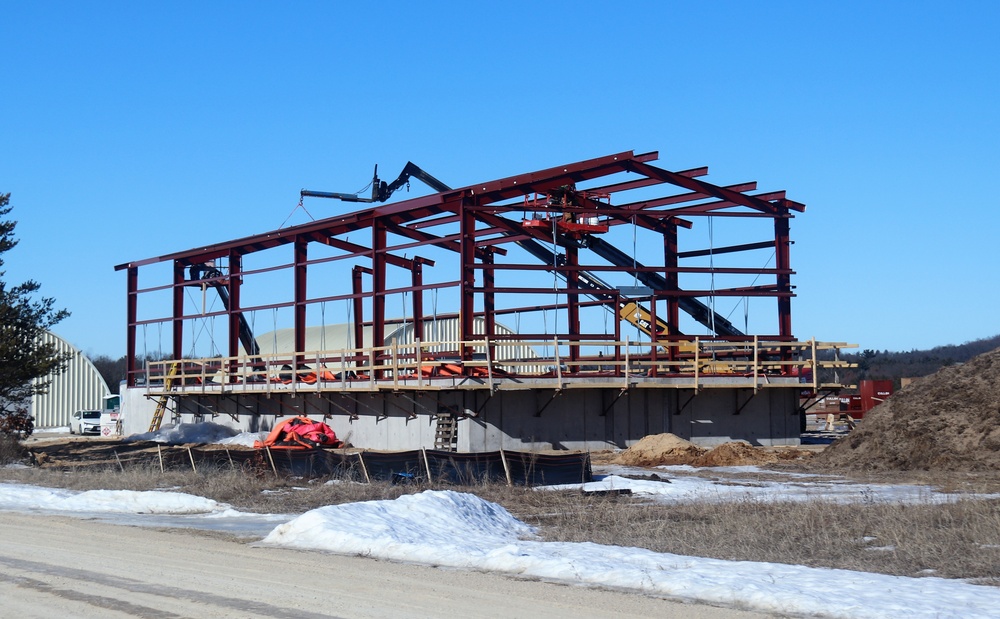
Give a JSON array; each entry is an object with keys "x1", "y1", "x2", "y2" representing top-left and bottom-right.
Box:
[{"x1": 118, "y1": 150, "x2": 803, "y2": 385}]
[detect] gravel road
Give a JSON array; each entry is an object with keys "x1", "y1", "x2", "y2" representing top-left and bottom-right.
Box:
[{"x1": 0, "y1": 511, "x2": 776, "y2": 618}]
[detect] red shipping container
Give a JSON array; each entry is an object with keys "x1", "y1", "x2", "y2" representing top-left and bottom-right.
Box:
[
  {"x1": 860, "y1": 380, "x2": 893, "y2": 412},
  {"x1": 839, "y1": 395, "x2": 864, "y2": 413}
]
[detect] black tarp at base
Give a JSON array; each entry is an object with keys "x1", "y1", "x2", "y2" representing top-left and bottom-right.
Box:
[{"x1": 179, "y1": 446, "x2": 592, "y2": 485}]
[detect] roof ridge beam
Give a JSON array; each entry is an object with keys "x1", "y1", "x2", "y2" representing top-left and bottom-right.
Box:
[
  {"x1": 585, "y1": 165, "x2": 708, "y2": 195},
  {"x1": 625, "y1": 161, "x2": 793, "y2": 215}
]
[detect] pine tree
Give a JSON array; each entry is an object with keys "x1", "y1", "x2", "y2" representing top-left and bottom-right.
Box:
[{"x1": 0, "y1": 193, "x2": 71, "y2": 437}]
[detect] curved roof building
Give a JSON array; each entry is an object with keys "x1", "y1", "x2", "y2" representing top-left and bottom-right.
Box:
[{"x1": 29, "y1": 332, "x2": 110, "y2": 428}]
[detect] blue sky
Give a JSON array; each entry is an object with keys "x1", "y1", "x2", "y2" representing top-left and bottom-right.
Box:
[{"x1": 2, "y1": 1, "x2": 998, "y2": 358}]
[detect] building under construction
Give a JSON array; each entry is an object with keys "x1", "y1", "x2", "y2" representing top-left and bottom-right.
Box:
[{"x1": 115, "y1": 150, "x2": 852, "y2": 450}]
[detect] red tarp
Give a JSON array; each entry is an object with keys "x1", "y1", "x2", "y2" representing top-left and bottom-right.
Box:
[{"x1": 254, "y1": 416, "x2": 342, "y2": 450}]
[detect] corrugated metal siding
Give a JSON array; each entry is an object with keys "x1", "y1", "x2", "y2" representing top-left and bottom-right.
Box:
[
  {"x1": 29, "y1": 332, "x2": 111, "y2": 428},
  {"x1": 254, "y1": 318, "x2": 541, "y2": 372},
  {"x1": 254, "y1": 324, "x2": 387, "y2": 356},
  {"x1": 386, "y1": 317, "x2": 543, "y2": 373}
]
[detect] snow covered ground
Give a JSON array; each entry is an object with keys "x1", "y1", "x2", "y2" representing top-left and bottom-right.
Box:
[
  {"x1": 3, "y1": 464, "x2": 1000, "y2": 617},
  {"x1": 565, "y1": 464, "x2": 994, "y2": 505}
]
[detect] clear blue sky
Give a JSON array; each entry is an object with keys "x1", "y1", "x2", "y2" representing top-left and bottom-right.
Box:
[{"x1": 2, "y1": 1, "x2": 998, "y2": 358}]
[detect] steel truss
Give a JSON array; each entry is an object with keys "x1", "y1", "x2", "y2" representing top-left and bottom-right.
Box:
[{"x1": 117, "y1": 150, "x2": 810, "y2": 387}]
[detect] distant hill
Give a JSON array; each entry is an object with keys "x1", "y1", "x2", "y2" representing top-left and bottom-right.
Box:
[{"x1": 828, "y1": 334, "x2": 1000, "y2": 390}]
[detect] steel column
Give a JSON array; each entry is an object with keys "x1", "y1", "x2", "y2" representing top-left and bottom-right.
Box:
[
  {"x1": 460, "y1": 198, "x2": 477, "y2": 363},
  {"x1": 352, "y1": 266, "x2": 367, "y2": 367},
  {"x1": 775, "y1": 208, "x2": 793, "y2": 339},
  {"x1": 412, "y1": 262, "x2": 424, "y2": 345},
  {"x1": 665, "y1": 221, "x2": 679, "y2": 362},
  {"x1": 126, "y1": 266, "x2": 138, "y2": 387},
  {"x1": 566, "y1": 243, "x2": 580, "y2": 365},
  {"x1": 172, "y1": 260, "x2": 185, "y2": 362},
  {"x1": 372, "y1": 220, "x2": 387, "y2": 377},
  {"x1": 227, "y1": 252, "x2": 243, "y2": 377},
  {"x1": 294, "y1": 237, "x2": 308, "y2": 363}
]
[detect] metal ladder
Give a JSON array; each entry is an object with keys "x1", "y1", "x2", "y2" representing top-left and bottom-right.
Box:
[{"x1": 148, "y1": 363, "x2": 180, "y2": 432}]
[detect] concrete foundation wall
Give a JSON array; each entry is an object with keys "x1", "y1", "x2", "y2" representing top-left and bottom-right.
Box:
[
  {"x1": 126, "y1": 385, "x2": 802, "y2": 449},
  {"x1": 120, "y1": 388, "x2": 160, "y2": 437}
]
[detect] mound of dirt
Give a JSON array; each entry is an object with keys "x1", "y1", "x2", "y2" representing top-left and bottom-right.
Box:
[
  {"x1": 817, "y1": 346, "x2": 1000, "y2": 471},
  {"x1": 692, "y1": 441, "x2": 781, "y2": 467},
  {"x1": 612, "y1": 433, "x2": 707, "y2": 466},
  {"x1": 611, "y1": 434, "x2": 809, "y2": 467}
]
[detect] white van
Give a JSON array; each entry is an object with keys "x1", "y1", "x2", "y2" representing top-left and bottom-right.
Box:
[{"x1": 70, "y1": 410, "x2": 102, "y2": 435}]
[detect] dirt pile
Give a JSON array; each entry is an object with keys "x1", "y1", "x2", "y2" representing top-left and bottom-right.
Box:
[
  {"x1": 817, "y1": 346, "x2": 1000, "y2": 471},
  {"x1": 611, "y1": 433, "x2": 707, "y2": 466},
  {"x1": 692, "y1": 441, "x2": 780, "y2": 467},
  {"x1": 611, "y1": 434, "x2": 810, "y2": 467}
]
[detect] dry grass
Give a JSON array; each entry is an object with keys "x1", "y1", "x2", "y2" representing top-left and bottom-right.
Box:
[
  {"x1": 0, "y1": 461, "x2": 412, "y2": 513},
  {"x1": 0, "y1": 435, "x2": 27, "y2": 464},
  {"x1": 512, "y1": 490, "x2": 1000, "y2": 582},
  {"x1": 3, "y1": 461, "x2": 1000, "y2": 583}
]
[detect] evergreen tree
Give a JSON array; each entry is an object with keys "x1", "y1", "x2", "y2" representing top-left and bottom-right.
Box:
[{"x1": 0, "y1": 193, "x2": 71, "y2": 436}]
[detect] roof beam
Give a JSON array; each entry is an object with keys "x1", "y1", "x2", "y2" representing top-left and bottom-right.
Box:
[
  {"x1": 585, "y1": 165, "x2": 709, "y2": 195},
  {"x1": 466, "y1": 151, "x2": 655, "y2": 204},
  {"x1": 615, "y1": 182, "x2": 758, "y2": 211},
  {"x1": 311, "y1": 233, "x2": 433, "y2": 269},
  {"x1": 625, "y1": 161, "x2": 795, "y2": 215}
]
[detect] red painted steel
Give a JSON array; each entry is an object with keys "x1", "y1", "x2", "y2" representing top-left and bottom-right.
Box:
[{"x1": 119, "y1": 150, "x2": 807, "y2": 384}]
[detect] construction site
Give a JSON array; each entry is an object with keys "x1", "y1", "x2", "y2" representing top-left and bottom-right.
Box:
[{"x1": 114, "y1": 150, "x2": 854, "y2": 451}]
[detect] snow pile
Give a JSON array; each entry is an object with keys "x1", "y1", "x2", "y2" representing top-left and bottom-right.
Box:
[
  {"x1": 546, "y1": 472, "x2": 974, "y2": 504},
  {"x1": 261, "y1": 489, "x2": 1000, "y2": 618},
  {"x1": 124, "y1": 422, "x2": 239, "y2": 445},
  {"x1": 263, "y1": 490, "x2": 534, "y2": 564},
  {"x1": 0, "y1": 482, "x2": 225, "y2": 514},
  {"x1": 216, "y1": 431, "x2": 267, "y2": 447},
  {"x1": 4, "y1": 479, "x2": 1000, "y2": 616},
  {"x1": 31, "y1": 426, "x2": 70, "y2": 434}
]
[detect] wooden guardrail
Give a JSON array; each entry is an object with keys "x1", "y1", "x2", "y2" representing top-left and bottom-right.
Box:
[{"x1": 142, "y1": 337, "x2": 856, "y2": 395}]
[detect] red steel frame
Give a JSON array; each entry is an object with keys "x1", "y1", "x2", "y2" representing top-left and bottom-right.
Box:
[{"x1": 115, "y1": 150, "x2": 805, "y2": 387}]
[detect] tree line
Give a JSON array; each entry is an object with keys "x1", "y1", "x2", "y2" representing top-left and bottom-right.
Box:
[{"x1": 819, "y1": 334, "x2": 1000, "y2": 390}]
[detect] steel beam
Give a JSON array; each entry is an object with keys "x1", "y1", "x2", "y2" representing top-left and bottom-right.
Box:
[
  {"x1": 126, "y1": 266, "x2": 138, "y2": 387},
  {"x1": 294, "y1": 237, "x2": 308, "y2": 362},
  {"x1": 625, "y1": 161, "x2": 792, "y2": 215},
  {"x1": 172, "y1": 261, "x2": 185, "y2": 362}
]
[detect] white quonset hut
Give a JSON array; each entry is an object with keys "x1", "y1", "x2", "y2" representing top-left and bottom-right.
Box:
[
  {"x1": 29, "y1": 332, "x2": 111, "y2": 428},
  {"x1": 252, "y1": 317, "x2": 539, "y2": 372}
]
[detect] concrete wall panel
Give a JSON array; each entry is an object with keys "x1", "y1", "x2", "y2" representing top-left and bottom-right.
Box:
[{"x1": 122, "y1": 383, "x2": 804, "y2": 450}]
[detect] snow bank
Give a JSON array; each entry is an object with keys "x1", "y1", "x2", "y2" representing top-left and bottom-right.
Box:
[
  {"x1": 263, "y1": 490, "x2": 534, "y2": 564},
  {"x1": 0, "y1": 482, "x2": 225, "y2": 514},
  {"x1": 543, "y1": 473, "x2": 979, "y2": 505},
  {"x1": 261, "y1": 489, "x2": 1000, "y2": 619},
  {"x1": 124, "y1": 421, "x2": 239, "y2": 445}
]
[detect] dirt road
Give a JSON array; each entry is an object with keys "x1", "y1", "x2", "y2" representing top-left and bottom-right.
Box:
[{"x1": 0, "y1": 512, "x2": 774, "y2": 618}]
